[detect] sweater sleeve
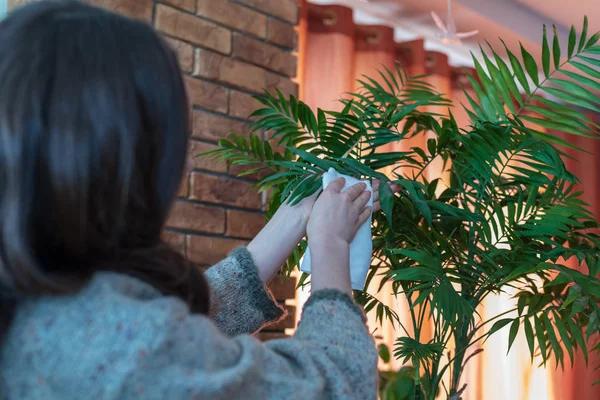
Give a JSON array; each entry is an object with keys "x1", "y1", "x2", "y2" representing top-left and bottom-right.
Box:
[
  {"x1": 117, "y1": 289, "x2": 379, "y2": 400},
  {"x1": 203, "y1": 247, "x2": 285, "y2": 336}
]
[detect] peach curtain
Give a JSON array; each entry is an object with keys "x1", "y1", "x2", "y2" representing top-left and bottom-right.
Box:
[
  {"x1": 552, "y1": 129, "x2": 600, "y2": 400},
  {"x1": 298, "y1": 2, "x2": 600, "y2": 399}
]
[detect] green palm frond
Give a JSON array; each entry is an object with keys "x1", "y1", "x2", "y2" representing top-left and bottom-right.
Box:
[
  {"x1": 467, "y1": 17, "x2": 600, "y2": 148},
  {"x1": 354, "y1": 291, "x2": 401, "y2": 327},
  {"x1": 199, "y1": 20, "x2": 600, "y2": 399},
  {"x1": 394, "y1": 337, "x2": 444, "y2": 366},
  {"x1": 487, "y1": 263, "x2": 600, "y2": 369}
]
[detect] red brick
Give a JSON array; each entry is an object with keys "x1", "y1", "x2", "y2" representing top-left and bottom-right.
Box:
[
  {"x1": 188, "y1": 140, "x2": 227, "y2": 172},
  {"x1": 234, "y1": 0, "x2": 298, "y2": 24},
  {"x1": 197, "y1": 0, "x2": 267, "y2": 38},
  {"x1": 190, "y1": 172, "x2": 261, "y2": 209},
  {"x1": 161, "y1": 0, "x2": 195, "y2": 12},
  {"x1": 155, "y1": 4, "x2": 231, "y2": 54},
  {"x1": 88, "y1": 0, "x2": 153, "y2": 21},
  {"x1": 166, "y1": 200, "x2": 225, "y2": 234},
  {"x1": 163, "y1": 36, "x2": 195, "y2": 73},
  {"x1": 267, "y1": 276, "x2": 297, "y2": 301},
  {"x1": 162, "y1": 230, "x2": 186, "y2": 254},
  {"x1": 192, "y1": 111, "x2": 250, "y2": 142},
  {"x1": 257, "y1": 332, "x2": 289, "y2": 341},
  {"x1": 184, "y1": 76, "x2": 228, "y2": 113},
  {"x1": 267, "y1": 18, "x2": 296, "y2": 50},
  {"x1": 264, "y1": 305, "x2": 296, "y2": 330},
  {"x1": 267, "y1": 137, "x2": 286, "y2": 153},
  {"x1": 228, "y1": 164, "x2": 270, "y2": 181},
  {"x1": 187, "y1": 236, "x2": 248, "y2": 265},
  {"x1": 266, "y1": 72, "x2": 298, "y2": 98},
  {"x1": 229, "y1": 90, "x2": 263, "y2": 120},
  {"x1": 195, "y1": 49, "x2": 266, "y2": 93},
  {"x1": 232, "y1": 34, "x2": 296, "y2": 77},
  {"x1": 226, "y1": 210, "x2": 265, "y2": 238},
  {"x1": 177, "y1": 173, "x2": 190, "y2": 197}
]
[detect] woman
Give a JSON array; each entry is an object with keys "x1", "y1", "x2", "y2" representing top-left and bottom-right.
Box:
[{"x1": 0, "y1": 1, "x2": 385, "y2": 399}]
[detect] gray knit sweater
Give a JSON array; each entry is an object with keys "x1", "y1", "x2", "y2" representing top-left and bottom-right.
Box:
[{"x1": 0, "y1": 248, "x2": 378, "y2": 399}]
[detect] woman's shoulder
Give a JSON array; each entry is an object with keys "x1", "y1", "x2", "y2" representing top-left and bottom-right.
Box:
[
  {"x1": 0, "y1": 272, "x2": 199, "y2": 398},
  {"x1": 23, "y1": 271, "x2": 186, "y2": 319},
  {"x1": 87, "y1": 271, "x2": 166, "y2": 301},
  {"x1": 7, "y1": 271, "x2": 193, "y2": 343}
]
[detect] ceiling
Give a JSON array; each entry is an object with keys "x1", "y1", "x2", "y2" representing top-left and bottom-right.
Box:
[
  {"x1": 516, "y1": 0, "x2": 600, "y2": 32},
  {"x1": 309, "y1": 0, "x2": 597, "y2": 68}
]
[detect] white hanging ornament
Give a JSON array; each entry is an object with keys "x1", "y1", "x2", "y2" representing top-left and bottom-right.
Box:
[{"x1": 431, "y1": 0, "x2": 479, "y2": 45}]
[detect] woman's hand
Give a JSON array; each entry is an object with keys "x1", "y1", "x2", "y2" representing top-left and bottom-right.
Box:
[
  {"x1": 248, "y1": 177, "x2": 399, "y2": 286},
  {"x1": 307, "y1": 179, "x2": 372, "y2": 294},
  {"x1": 283, "y1": 178, "x2": 400, "y2": 234},
  {"x1": 307, "y1": 179, "x2": 372, "y2": 245}
]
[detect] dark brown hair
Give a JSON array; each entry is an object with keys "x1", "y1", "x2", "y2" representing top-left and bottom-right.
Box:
[{"x1": 0, "y1": 0, "x2": 210, "y2": 324}]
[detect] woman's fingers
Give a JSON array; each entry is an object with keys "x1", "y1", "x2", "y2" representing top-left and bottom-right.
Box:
[
  {"x1": 371, "y1": 180, "x2": 401, "y2": 201},
  {"x1": 372, "y1": 201, "x2": 381, "y2": 213},
  {"x1": 352, "y1": 190, "x2": 371, "y2": 214},
  {"x1": 325, "y1": 178, "x2": 402, "y2": 213},
  {"x1": 344, "y1": 182, "x2": 367, "y2": 201},
  {"x1": 371, "y1": 181, "x2": 402, "y2": 213},
  {"x1": 357, "y1": 206, "x2": 372, "y2": 227},
  {"x1": 372, "y1": 181, "x2": 380, "y2": 204},
  {"x1": 326, "y1": 177, "x2": 346, "y2": 194}
]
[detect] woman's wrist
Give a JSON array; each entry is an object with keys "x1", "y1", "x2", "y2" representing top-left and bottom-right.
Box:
[
  {"x1": 247, "y1": 203, "x2": 309, "y2": 284},
  {"x1": 310, "y1": 239, "x2": 352, "y2": 295},
  {"x1": 276, "y1": 203, "x2": 310, "y2": 233}
]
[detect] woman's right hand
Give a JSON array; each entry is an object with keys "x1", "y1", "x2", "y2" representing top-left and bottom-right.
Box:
[
  {"x1": 307, "y1": 178, "x2": 372, "y2": 294},
  {"x1": 307, "y1": 178, "x2": 372, "y2": 245}
]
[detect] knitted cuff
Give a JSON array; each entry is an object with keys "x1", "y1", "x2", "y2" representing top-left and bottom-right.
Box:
[
  {"x1": 230, "y1": 247, "x2": 285, "y2": 324},
  {"x1": 303, "y1": 289, "x2": 367, "y2": 324}
]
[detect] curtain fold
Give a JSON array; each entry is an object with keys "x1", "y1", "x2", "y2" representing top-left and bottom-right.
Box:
[
  {"x1": 299, "y1": 2, "x2": 600, "y2": 398},
  {"x1": 303, "y1": 4, "x2": 355, "y2": 111},
  {"x1": 552, "y1": 128, "x2": 600, "y2": 400},
  {"x1": 396, "y1": 40, "x2": 429, "y2": 173}
]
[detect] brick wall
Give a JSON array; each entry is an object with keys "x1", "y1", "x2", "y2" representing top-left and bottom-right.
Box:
[{"x1": 7, "y1": 0, "x2": 299, "y2": 338}]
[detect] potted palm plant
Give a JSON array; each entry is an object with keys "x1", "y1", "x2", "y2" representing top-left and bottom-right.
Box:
[{"x1": 204, "y1": 17, "x2": 600, "y2": 399}]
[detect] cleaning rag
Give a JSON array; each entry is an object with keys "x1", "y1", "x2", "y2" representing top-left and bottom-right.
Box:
[{"x1": 300, "y1": 167, "x2": 373, "y2": 290}]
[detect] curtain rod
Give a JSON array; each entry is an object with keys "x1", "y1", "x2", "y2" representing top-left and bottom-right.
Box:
[
  {"x1": 307, "y1": 5, "x2": 338, "y2": 26},
  {"x1": 308, "y1": 4, "x2": 384, "y2": 44}
]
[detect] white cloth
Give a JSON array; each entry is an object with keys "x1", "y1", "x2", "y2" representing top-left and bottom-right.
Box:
[{"x1": 301, "y1": 168, "x2": 374, "y2": 290}]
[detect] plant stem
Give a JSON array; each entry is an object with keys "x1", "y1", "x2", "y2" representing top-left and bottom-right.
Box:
[
  {"x1": 450, "y1": 317, "x2": 469, "y2": 396},
  {"x1": 414, "y1": 358, "x2": 421, "y2": 400},
  {"x1": 450, "y1": 278, "x2": 477, "y2": 397},
  {"x1": 405, "y1": 293, "x2": 424, "y2": 399}
]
